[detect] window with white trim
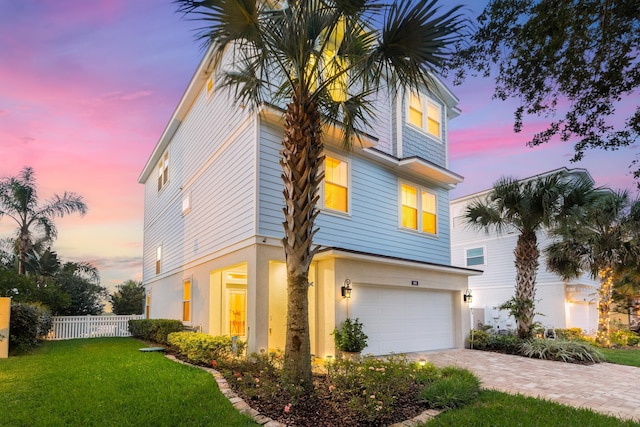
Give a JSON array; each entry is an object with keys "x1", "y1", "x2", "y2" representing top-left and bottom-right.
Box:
[
  {"x1": 206, "y1": 76, "x2": 214, "y2": 99},
  {"x1": 157, "y1": 151, "x2": 169, "y2": 191},
  {"x1": 182, "y1": 193, "x2": 192, "y2": 215},
  {"x1": 145, "y1": 292, "x2": 151, "y2": 319},
  {"x1": 155, "y1": 246, "x2": 162, "y2": 275},
  {"x1": 407, "y1": 92, "x2": 442, "y2": 139},
  {"x1": 466, "y1": 247, "x2": 485, "y2": 266},
  {"x1": 400, "y1": 182, "x2": 437, "y2": 235},
  {"x1": 183, "y1": 279, "x2": 191, "y2": 323},
  {"x1": 322, "y1": 155, "x2": 349, "y2": 214}
]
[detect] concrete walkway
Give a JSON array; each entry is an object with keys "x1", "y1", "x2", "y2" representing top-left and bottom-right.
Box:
[{"x1": 406, "y1": 349, "x2": 640, "y2": 422}]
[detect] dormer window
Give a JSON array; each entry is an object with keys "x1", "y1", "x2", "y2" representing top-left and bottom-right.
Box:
[{"x1": 407, "y1": 92, "x2": 442, "y2": 140}]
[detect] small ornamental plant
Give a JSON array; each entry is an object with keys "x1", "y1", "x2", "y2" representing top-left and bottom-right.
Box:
[{"x1": 332, "y1": 318, "x2": 368, "y2": 353}]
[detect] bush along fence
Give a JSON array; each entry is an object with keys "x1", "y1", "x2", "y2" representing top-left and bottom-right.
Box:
[{"x1": 46, "y1": 315, "x2": 145, "y2": 340}]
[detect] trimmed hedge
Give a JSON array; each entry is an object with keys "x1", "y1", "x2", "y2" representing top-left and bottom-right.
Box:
[
  {"x1": 128, "y1": 319, "x2": 184, "y2": 344},
  {"x1": 167, "y1": 332, "x2": 246, "y2": 365}
]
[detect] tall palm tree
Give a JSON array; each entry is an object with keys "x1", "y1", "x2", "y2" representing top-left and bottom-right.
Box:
[
  {"x1": 464, "y1": 171, "x2": 596, "y2": 338},
  {"x1": 0, "y1": 167, "x2": 87, "y2": 275},
  {"x1": 546, "y1": 191, "x2": 640, "y2": 346},
  {"x1": 175, "y1": 0, "x2": 466, "y2": 388}
]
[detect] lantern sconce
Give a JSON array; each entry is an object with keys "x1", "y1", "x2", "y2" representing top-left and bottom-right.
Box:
[
  {"x1": 464, "y1": 289, "x2": 473, "y2": 304},
  {"x1": 341, "y1": 279, "x2": 352, "y2": 299}
]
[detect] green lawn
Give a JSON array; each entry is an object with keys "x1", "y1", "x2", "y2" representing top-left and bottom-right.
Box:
[
  {"x1": 600, "y1": 347, "x2": 640, "y2": 367},
  {"x1": 0, "y1": 338, "x2": 258, "y2": 427},
  {"x1": 2, "y1": 339, "x2": 638, "y2": 427},
  {"x1": 424, "y1": 390, "x2": 639, "y2": 427}
]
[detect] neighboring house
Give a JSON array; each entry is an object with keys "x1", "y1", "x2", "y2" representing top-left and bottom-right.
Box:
[
  {"x1": 450, "y1": 168, "x2": 599, "y2": 335},
  {"x1": 138, "y1": 50, "x2": 480, "y2": 358}
]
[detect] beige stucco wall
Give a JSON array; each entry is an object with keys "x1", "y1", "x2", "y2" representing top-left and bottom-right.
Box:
[{"x1": 0, "y1": 297, "x2": 10, "y2": 358}]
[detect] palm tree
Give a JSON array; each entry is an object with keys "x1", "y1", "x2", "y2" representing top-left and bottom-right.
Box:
[
  {"x1": 175, "y1": 0, "x2": 467, "y2": 388},
  {"x1": 0, "y1": 167, "x2": 87, "y2": 275},
  {"x1": 546, "y1": 191, "x2": 640, "y2": 346},
  {"x1": 464, "y1": 171, "x2": 596, "y2": 338}
]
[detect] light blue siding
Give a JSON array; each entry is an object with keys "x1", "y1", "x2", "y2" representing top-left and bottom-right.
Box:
[
  {"x1": 258, "y1": 121, "x2": 451, "y2": 265},
  {"x1": 401, "y1": 95, "x2": 447, "y2": 166}
]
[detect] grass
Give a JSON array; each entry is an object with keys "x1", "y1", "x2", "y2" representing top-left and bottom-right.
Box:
[
  {"x1": 600, "y1": 347, "x2": 640, "y2": 367},
  {"x1": 0, "y1": 338, "x2": 258, "y2": 427},
  {"x1": 423, "y1": 390, "x2": 639, "y2": 427}
]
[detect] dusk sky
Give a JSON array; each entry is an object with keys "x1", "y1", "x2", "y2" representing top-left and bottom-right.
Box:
[{"x1": 1, "y1": 1, "x2": 637, "y2": 290}]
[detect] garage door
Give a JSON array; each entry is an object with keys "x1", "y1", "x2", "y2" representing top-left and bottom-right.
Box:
[{"x1": 350, "y1": 285, "x2": 455, "y2": 355}]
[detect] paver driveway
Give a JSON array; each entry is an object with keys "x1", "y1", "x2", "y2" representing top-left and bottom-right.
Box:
[{"x1": 407, "y1": 349, "x2": 640, "y2": 422}]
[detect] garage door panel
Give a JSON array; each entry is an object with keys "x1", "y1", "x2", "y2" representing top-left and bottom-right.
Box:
[{"x1": 351, "y1": 285, "x2": 455, "y2": 355}]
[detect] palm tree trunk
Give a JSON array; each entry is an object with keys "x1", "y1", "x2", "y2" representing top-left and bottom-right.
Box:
[
  {"x1": 280, "y1": 89, "x2": 323, "y2": 390},
  {"x1": 514, "y1": 230, "x2": 539, "y2": 338},
  {"x1": 596, "y1": 267, "x2": 614, "y2": 347}
]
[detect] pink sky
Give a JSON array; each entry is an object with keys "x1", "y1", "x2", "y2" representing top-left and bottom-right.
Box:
[{"x1": 1, "y1": 1, "x2": 637, "y2": 289}]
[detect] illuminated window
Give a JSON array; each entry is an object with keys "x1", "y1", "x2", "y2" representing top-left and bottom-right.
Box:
[
  {"x1": 157, "y1": 152, "x2": 169, "y2": 191},
  {"x1": 227, "y1": 288, "x2": 247, "y2": 336},
  {"x1": 408, "y1": 93, "x2": 423, "y2": 128},
  {"x1": 183, "y1": 279, "x2": 191, "y2": 322},
  {"x1": 206, "y1": 76, "x2": 214, "y2": 99},
  {"x1": 466, "y1": 247, "x2": 485, "y2": 266},
  {"x1": 407, "y1": 92, "x2": 442, "y2": 139},
  {"x1": 401, "y1": 184, "x2": 418, "y2": 229},
  {"x1": 399, "y1": 182, "x2": 437, "y2": 235},
  {"x1": 155, "y1": 246, "x2": 162, "y2": 275},
  {"x1": 422, "y1": 191, "x2": 437, "y2": 234},
  {"x1": 323, "y1": 155, "x2": 349, "y2": 213}
]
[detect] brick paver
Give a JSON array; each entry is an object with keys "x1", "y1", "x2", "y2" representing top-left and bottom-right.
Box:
[{"x1": 406, "y1": 349, "x2": 640, "y2": 422}]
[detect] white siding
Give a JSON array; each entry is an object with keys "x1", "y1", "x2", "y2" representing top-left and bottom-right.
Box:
[
  {"x1": 450, "y1": 197, "x2": 599, "y2": 331},
  {"x1": 142, "y1": 84, "x2": 255, "y2": 281}
]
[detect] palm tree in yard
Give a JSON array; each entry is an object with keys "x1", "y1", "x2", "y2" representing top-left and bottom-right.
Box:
[
  {"x1": 464, "y1": 171, "x2": 596, "y2": 339},
  {"x1": 546, "y1": 191, "x2": 640, "y2": 346},
  {"x1": 175, "y1": 0, "x2": 467, "y2": 388},
  {"x1": 0, "y1": 167, "x2": 87, "y2": 275}
]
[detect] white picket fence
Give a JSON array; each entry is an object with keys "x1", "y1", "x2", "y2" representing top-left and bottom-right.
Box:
[{"x1": 46, "y1": 315, "x2": 145, "y2": 340}]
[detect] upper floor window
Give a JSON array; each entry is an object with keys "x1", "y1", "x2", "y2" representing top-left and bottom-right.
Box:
[
  {"x1": 407, "y1": 92, "x2": 442, "y2": 139},
  {"x1": 322, "y1": 155, "x2": 349, "y2": 214},
  {"x1": 157, "y1": 152, "x2": 169, "y2": 191},
  {"x1": 182, "y1": 192, "x2": 192, "y2": 215},
  {"x1": 466, "y1": 247, "x2": 485, "y2": 266},
  {"x1": 400, "y1": 182, "x2": 437, "y2": 235},
  {"x1": 206, "y1": 76, "x2": 214, "y2": 99},
  {"x1": 155, "y1": 246, "x2": 162, "y2": 274}
]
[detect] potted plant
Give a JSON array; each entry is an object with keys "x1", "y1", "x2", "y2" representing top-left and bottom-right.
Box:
[{"x1": 332, "y1": 317, "x2": 368, "y2": 359}]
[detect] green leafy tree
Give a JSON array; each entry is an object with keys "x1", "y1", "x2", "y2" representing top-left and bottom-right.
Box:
[
  {"x1": 110, "y1": 280, "x2": 145, "y2": 315},
  {"x1": 465, "y1": 171, "x2": 596, "y2": 338},
  {"x1": 452, "y1": 1, "x2": 640, "y2": 180},
  {"x1": 546, "y1": 191, "x2": 640, "y2": 346},
  {"x1": 175, "y1": 0, "x2": 467, "y2": 389},
  {"x1": 0, "y1": 167, "x2": 87, "y2": 274}
]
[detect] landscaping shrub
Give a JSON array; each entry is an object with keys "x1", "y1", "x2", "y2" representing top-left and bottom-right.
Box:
[
  {"x1": 128, "y1": 319, "x2": 184, "y2": 344},
  {"x1": 326, "y1": 355, "x2": 442, "y2": 425},
  {"x1": 419, "y1": 366, "x2": 481, "y2": 409},
  {"x1": 468, "y1": 329, "x2": 523, "y2": 354},
  {"x1": 9, "y1": 302, "x2": 52, "y2": 352},
  {"x1": 167, "y1": 332, "x2": 246, "y2": 365},
  {"x1": 611, "y1": 329, "x2": 640, "y2": 347},
  {"x1": 520, "y1": 338, "x2": 604, "y2": 363},
  {"x1": 554, "y1": 327, "x2": 584, "y2": 341}
]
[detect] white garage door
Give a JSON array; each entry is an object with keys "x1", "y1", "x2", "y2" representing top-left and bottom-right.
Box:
[{"x1": 351, "y1": 285, "x2": 455, "y2": 355}]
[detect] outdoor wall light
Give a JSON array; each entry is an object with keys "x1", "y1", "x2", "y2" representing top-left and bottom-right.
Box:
[
  {"x1": 341, "y1": 279, "x2": 352, "y2": 298},
  {"x1": 464, "y1": 289, "x2": 473, "y2": 304}
]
